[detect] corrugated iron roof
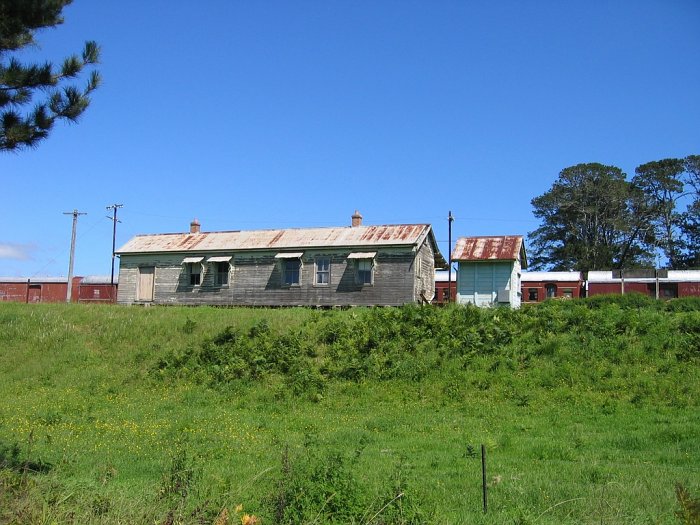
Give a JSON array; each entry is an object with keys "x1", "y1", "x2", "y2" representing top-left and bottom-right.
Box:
[
  {"x1": 0, "y1": 276, "x2": 68, "y2": 283},
  {"x1": 80, "y1": 275, "x2": 118, "y2": 284},
  {"x1": 668, "y1": 270, "x2": 700, "y2": 282},
  {"x1": 521, "y1": 271, "x2": 582, "y2": 282},
  {"x1": 452, "y1": 236, "x2": 525, "y2": 263},
  {"x1": 588, "y1": 270, "x2": 700, "y2": 283},
  {"x1": 0, "y1": 276, "x2": 118, "y2": 284},
  {"x1": 116, "y1": 224, "x2": 433, "y2": 255}
]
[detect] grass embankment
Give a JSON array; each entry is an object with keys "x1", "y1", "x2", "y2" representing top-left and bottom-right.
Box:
[{"x1": 0, "y1": 297, "x2": 698, "y2": 524}]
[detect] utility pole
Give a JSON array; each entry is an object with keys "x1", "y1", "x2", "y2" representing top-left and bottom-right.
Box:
[
  {"x1": 655, "y1": 252, "x2": 660, "y2": 300},
  {"x1": 106, "y1": 204, "x2": 123, "y2": 287},
  {"x1": 448, "y1": 211, "x2": 454, "y2": 303},
  {"x1": 63, "y1": 209, "x2": 87, "y2": 302}
]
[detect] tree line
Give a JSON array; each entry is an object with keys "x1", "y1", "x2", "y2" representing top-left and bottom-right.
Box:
[{"x1": 529, "y1": 156, "x2": 700, "y2": 272}]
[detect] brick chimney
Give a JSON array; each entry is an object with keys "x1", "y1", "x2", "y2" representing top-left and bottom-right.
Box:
[
  {"x1": 351, "y1": 210, "x2": 363, "y2": 227},
  {"x1": 190, "y1": 218, "x2": 201, "y2": 234}
]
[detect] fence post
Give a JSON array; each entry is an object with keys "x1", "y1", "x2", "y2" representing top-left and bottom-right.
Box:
[{"x1": 481, "y1": 444, "x2": 487, "y2": 513}]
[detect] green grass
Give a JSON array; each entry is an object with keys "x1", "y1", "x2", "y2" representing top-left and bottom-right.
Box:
[{"x1": 0, "y1": 298, "x2": 698, "y2": 524}]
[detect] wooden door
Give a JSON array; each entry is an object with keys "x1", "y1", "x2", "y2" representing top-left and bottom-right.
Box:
[
  {"x1": 27, "y1": 285, "x2": 42, "y2": 303},
  {"x1": 138, "y1": 267, "x2": 155, "y2": 302}
]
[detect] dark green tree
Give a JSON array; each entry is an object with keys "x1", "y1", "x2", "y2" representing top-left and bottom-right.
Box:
[
  {"x1": 632, "y1": 158, "x2": 687, "y2": 268},
  {"x1": 679, "y1": 200, "x2": 700, "y2": 268},
  {"x1": 678, "y1": 155, "x2": 700, "y2": 268},
  {"x1": 685, "y1": 155, "x2": 700, "y2": 193},
  {"x1": 0, "y1": 0, "x2": 100, "y2": 151},
  {"x1": 529, "y1": 163, "x2": 655, "y2": 272}
]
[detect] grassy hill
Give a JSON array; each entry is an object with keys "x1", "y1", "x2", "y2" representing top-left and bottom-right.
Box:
[{"x1": 1, "y1": 297, "x2": 699, "y2": 524}]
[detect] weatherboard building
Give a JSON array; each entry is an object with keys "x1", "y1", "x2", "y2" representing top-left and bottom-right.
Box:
[{"x1": 115, "y1": 212, "x2": 443, "y2": 307}]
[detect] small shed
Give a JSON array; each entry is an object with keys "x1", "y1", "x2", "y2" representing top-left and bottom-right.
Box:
[{"x1": 451, "y1": 235, "x2": 527, "y2": 308}]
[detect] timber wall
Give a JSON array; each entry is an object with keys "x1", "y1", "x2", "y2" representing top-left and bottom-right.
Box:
[{"x1": 117, "y1": 247, "x2": 422, "y2": 307}]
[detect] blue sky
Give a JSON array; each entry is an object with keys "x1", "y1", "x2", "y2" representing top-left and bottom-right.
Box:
[{"x1": 2, "y1": 1, "x2": 699, "y2": 277}]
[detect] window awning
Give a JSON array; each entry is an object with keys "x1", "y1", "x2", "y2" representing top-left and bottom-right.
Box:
[
  {"x1": 182, "y1": 256, "x2": 204, "y2": 264},
  {"x1": 207, "y1": 256, "x2": 232, "y2": 263},
  {"x1": 347, "y1": 252, "x2": 377, "y2": 259},
  {"x1": 275, "y1": 252, "x2": 304, "y2": 259}
]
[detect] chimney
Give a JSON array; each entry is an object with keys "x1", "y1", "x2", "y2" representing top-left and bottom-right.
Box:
[
  {"x1": 190, "y1": 218, "x2": 201, "y2": 234},
  {"x1": 351, "y1": 210, "x2": 363, "y2": 227}
]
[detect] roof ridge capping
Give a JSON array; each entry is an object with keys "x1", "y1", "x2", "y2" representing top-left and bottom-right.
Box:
[{"x1": 130, "y1": 223, "x2": 430, "y2": 237}]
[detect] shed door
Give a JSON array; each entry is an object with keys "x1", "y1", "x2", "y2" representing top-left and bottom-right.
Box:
[
  {"x1": 137, "y1": 266, "x2": 155, "y2": 302},
  {"x1": 28, "y1": 285, "x2": 42, "y2": 303}
]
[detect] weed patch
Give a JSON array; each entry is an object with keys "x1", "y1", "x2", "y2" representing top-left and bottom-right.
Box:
[{"x1": 0, "y1": 300, "x2": 699, "y2": 523}]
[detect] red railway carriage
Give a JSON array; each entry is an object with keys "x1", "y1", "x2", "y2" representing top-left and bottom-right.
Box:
[
  {"x1": 521, "y1": 272, "x2": 583, "y2": 303},
  {"x1": 0, "y1": 277, "x2": 71, "y2": 303},
  {"x1": 0, "y1": 276, "x2": 117, "y2": 303},
  {"x1": 434, "y1": 270, "x2": 457, "y2": 304},
  {"x1": 587, "y1": 270, "x2": 700, "y2": 299}
]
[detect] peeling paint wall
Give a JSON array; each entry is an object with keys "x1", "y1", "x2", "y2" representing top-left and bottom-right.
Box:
[{"x1": 117, "y1": 248, "x2": 423, "y2": 307}]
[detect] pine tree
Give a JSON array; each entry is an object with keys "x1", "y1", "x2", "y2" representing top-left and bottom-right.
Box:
[
  {"x1": 0, "y1": 0, "x2": 100, "y2": 151},
  {"x1": 632, "y1": 158, "x2": 687, "y2": 268},
  {"x1": 528, "y1": 163, "x2": 655, "y2": 272}
]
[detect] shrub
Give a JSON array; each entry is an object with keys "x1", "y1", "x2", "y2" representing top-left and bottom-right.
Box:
[
  {"x1": 269, "y1": 445, "x2": 429, "y2": 524},
  {"x1": 270, "y1": 446, "x2": 367, "y2": 524},
  {"x1": 666, "y1": 297, "x2": 700, "y2": 313},
  {"x1": 585, "y1": 292, "x2": 656, "y2": 310}
]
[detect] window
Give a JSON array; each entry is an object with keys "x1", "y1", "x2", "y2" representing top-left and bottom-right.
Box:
[
  {"x1": 347, "y1": 252, "x2": 376, "y2": 286},
  {"x1": 275, "y1": 253, "x2": 304, "y2": 286},
  {"x1": 545, "y1": 283, "x2": 557, "y2": 298},
  {"x1": 215, "y1": 261, "x2": 229, "y2": 285},
  {"x1": 357, "y1": 259, "x2": 373, "y2": 285},
  {"x1": 660, "y1": 283, "x2": 678, "y2": 298},
  {"x1": 182, "y1": 257, "x2": 204, "y2": 287},
  {"x1": 315, "y1": 257, "x2": 330, "y2": 285},
  {"x1": 528, "y1": 288, "x2": 539, "y2": 301},
  {"x1": 562, "y1": 288, "x2": 574, "y2": 298},
  {"x1": 283, "y1": 258, "x2": 301, "y2": 286},
  {"x1": 189, "y1": 264, "x2": 201, "y2": 286},
  {"x1": 207, "y1": 256, "x2": 232, "y2": 286}
]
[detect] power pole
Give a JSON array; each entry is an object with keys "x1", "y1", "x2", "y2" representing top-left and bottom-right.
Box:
[
  {"x1": 448, "y1": 211, "x2": 454, "y2": 303},
  {"x1": 655, "y1": 252, "x2": 660, "y2": 300},
  {"x1": 106, "y1": 204, "x2": 123, "y2": 287},
  {"x1": 63, "y1": 209, "x2": 87, "y2": 302}
]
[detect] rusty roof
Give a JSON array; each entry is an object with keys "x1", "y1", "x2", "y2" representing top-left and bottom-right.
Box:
[
  {"x1": 452, "y1": 236, "x2": 526, "y2": 265},
  {"x1": 116, "y1": 224, "x2": 435, "y2": 255}
]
